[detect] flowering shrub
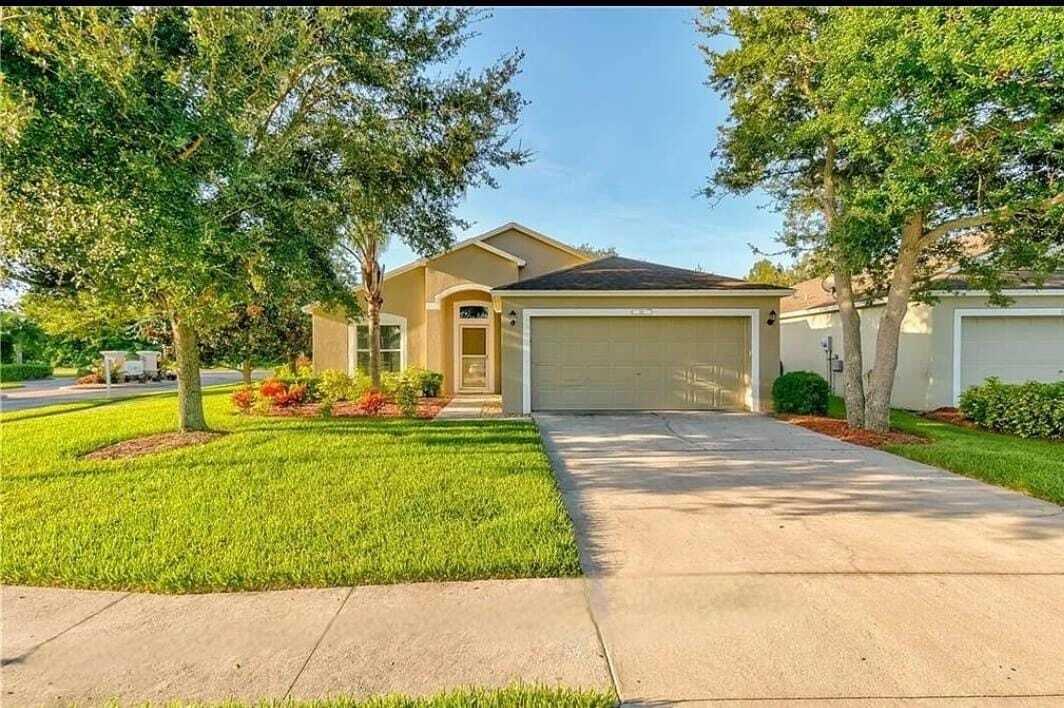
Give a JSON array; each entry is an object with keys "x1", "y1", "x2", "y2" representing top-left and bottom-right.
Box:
[
  {"x1": 274, "y1": 383, "x2": 308, "y2": 408},
  {"x1": 275, "y1": 364, "x2": 320, "y2": 400},
  {"x1": 358, "y1": 390, "x2": 387, "y2": 416},
  {"x1": 76, "y1": 371, "x2": 105, "y2": 385},
  {"x1": 260, "y1": 378, "x2": 287, "y2": 401},
  {"x1": 959, "y1": 378, "x2": 1064, "y2": 439},
  {"x1": 231, "y1": 387, "x2": 256, "y2": 413}
]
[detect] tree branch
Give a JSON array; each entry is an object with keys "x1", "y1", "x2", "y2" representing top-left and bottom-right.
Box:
[
  {"x1": 176, "y1": 135, "x2": 204, "y2": 161},
  {"x1": 921, "y1": 192, "x2": 1064, "y2": 246}
]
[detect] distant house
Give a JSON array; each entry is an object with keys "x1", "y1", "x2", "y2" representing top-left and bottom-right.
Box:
[
  {"x1": 307, "y1": 222, "x2": 791, "y2": 414},
  {"x1": 780, "y1": 271, "x2": 1064, "y2": 410}
]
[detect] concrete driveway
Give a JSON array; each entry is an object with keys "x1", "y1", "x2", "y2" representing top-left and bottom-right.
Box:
[{"x1": 536, "y1": 412, "x2": 1064, "y2": 705}]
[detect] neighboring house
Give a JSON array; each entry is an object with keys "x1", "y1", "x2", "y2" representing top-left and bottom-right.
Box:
[
  {"x1": 780, "y1": 273, "x2": 1064, "y2": 410},
  {"x1": 308, "y1": 222, "x2": 791, "y2": 414}
]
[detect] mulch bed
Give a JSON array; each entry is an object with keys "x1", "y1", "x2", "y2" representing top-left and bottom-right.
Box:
[
  {"x1": 922, "y1": 406, "x2": 978, "y2": 429},
  {"x1": 266, "y1": 396, "x2": 452, "y2": 420},
  {"x1": 83, "y1": 431, "x2": 225, "y2": 461},
  {"x1": 777, "y1": 414, "x2": 927, "y2": 449}
]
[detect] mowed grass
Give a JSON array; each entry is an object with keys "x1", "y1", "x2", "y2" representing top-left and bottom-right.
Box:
[
  {"x1": 828, "y1": 397, "x2": 1064, "y2": 505},
  {"x1": 1, "y1": 388, "x2": 581, "y2": 593},
  {"x1": 210, "y1": 686, "x2": 615, "y2": 707},
  {"x1": 0, "y1": 381, "x2": 24, "y2": 389}
]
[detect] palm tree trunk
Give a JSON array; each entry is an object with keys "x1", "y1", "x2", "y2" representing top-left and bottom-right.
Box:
[
  {"x1": 241, "y1": 359, "x2": 253, "y2": 386},
  {"x1": 173, "y1": 316, "x2": 208, "y2": 432},
  {"x1": 360, "y1": 241, "x2": 384, "y2": 390}
]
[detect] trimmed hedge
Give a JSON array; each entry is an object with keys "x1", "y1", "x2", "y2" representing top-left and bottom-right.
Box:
[
  {"x1": 772, "y1": 370, "x2": 830, "y2": 415},
  {"x1": 0, "y1": 361, "x2": 53, "y2": 382},
  {"x1": 959, "y1": 378, "x2": 1064, "y2": 439}
]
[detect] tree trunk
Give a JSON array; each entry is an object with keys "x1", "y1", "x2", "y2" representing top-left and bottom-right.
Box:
[
  {"x1": 172, "y1": 316, "x2": 208, "y2": 432},
  {"x1": 864, "y1": 214, "x2": 924, "y2": 432},
  {"x1": 366, "y1": 283, "x2": 383, "y2": 389},
  {"x1": 357, "y1": 231, "x2": 385, "y2": 390},
  {"x1": 833, "y1": 267, "x2": 866, "y2": 428},
  {"x1": 241, "y1": 359, "x2": 253, "y2": 386},
  {"x1": 821, "y1": 138, "x2": 866, "y2": 427}
]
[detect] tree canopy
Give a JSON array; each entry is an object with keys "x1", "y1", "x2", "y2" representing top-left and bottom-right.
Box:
[
  {"x1": 703, "y1": 7, "x2": 1064, "y2": 431},
  {"x1": 1, "y1": 8, "x2": 514, "y2": 428}
]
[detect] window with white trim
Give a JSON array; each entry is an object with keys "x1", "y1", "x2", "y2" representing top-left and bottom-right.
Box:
[{"x1": 353, "y1": 323, "x2": 402, "y2": 373}]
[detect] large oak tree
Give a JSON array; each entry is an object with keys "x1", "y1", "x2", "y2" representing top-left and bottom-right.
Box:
[
  {"x1": 703, "y1": 7, "x2": 1063, "y2": 431},
  {"x1": 0, "y1": 8, "x2": 472, "y2": 429}
]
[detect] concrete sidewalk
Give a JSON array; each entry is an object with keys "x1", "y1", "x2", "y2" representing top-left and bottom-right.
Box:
[{"x1": 2, "y1": 580, "x2": 611, "y2": 706}]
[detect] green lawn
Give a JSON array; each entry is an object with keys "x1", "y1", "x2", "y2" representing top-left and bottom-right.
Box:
[
  {"x1": 211, "y1": 686, "x2": 615, "y2": 707},
  {"x1": 51, "y1": 366, "x2": 79, "y2": 377},
  {"x1": 0, "y1": 381, "x2": 24, "y2": 390},
  {"x1": 1, "y1": 388, "x2": 581, "y2": 593},
  {"x1": 828, "y1": 397, "x2": 1064, "y2": 505}
]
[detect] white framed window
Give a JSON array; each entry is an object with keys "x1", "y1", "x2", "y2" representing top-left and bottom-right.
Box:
[{"x1": 348, "y1": 313, "x2": 407, "y2": 375}]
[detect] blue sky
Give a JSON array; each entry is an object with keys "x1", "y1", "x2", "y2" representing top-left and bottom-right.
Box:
[{"x1": 383, "y1": 7, "x2": 784, "y2": 278}]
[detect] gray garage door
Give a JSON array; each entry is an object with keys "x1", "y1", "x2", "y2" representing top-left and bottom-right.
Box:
[
  {"x1": 530, "y1": 316, "x2": 749, "y2": 410},
  {"x1": 960, "y1": 314, "x2": 1064, "y2": 393}
]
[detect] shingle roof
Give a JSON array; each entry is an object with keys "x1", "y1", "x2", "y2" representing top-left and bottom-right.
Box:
[
  {"x1": 494, "y1": 256, "x2": 790, "y2": 292},
  {"x1": 780, "y1": 271, "x2": 1064, "y2": 314}
]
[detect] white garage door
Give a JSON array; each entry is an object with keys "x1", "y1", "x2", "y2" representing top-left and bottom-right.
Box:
[
  {"x1": 960, "y1": 314, "x2": 1064, "y2": 393},
  {"x1": 530, "y1": 316, "x2": 750, "y2": 411}
]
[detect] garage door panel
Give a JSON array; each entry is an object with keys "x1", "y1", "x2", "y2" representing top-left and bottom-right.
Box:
[
  {"x1": 531, "y1": 316, "x2": 749, "y2": 411},
  {"x1": 960, "y1": 315, "x2": 1064, "y2": 393}
]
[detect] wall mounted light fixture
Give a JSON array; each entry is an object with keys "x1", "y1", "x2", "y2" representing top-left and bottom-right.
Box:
[
  {"x1": 508, "y1": 309, "x2": 517, "y2": 326},
  {"x1": 767, "y1": 309, "x2": 777, "y2": 326}
]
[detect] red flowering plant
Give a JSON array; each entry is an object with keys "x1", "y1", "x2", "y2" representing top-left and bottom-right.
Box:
[
  {"x1": 274, "y1": 383, "x2": 308, "y2": 408},
  {"x1": 357, "y1": 390, "x2": 387, "y2": 416},
  {"x1": 259, "y1": 378, "x2": 287, "y2": 401},
  {"x1": 230, "y1": 387, "x2": 256, "y2": 413}
]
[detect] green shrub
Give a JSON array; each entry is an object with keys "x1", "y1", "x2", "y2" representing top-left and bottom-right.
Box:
[
  {"x1": 959, "y1": 377, "x2": 1064, "y2": 439},
  {"x1": 772, "y1": 371, "x2": 830, "y2": 415},
  {"x1": 0, "y1": 361, "x2": 53, "y2": 382},
  {"x1": 394, "y1": 374, "x2": 419, "y2": 417},
  {"x1": 411, "y1": 367, "x2": 444, "y2": 397},
  {"x1": 319, "y1": 369, "x2": 354, "y2": 406},
  {"x1": 276, "y1": 363, "x2": 320, "y2": 401},
  {"x1": 379, "y1": 370, "x2": 402, "y2": 396}
]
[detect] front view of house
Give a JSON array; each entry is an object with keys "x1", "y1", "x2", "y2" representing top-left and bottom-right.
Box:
[{"x1": 309, "y1": 223, "x2": 790, "y2": 414}]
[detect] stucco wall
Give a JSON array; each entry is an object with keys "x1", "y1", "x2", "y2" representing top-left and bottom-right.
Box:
[
  {"x1": 426, "y1": 247, "x2": 519, "y2": 297},
  {"x1": 496, "y1": 295, "x2": 782, "y2": 414},
  {"x1": 927, "y1": 294, "x2": 1064, "y2": 408},
  {"x1": 380, "y1": 266, "x2": 427, "y2": 368},
  {"x1": 780, "y1": 294, "x2": 1064, "y2": 410},
  {"x1": 484, "y1": 228, "x2": 588, "y2": 280},
  {"x1": 311, "y1": 310, "x2": 350, "y2": 374},
  {"x1": 780, "y1": 303, "x2": 934, "y2": 410}
]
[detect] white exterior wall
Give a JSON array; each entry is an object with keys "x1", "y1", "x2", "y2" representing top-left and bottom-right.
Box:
[
  {"x1": 781, "y1": 294, "x2": 1064, "y2": 410},
  {"x1": 780, "y1": 303, "x2": 934, "y2": 410}
]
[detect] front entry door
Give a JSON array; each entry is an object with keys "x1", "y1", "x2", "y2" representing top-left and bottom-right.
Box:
[{"x1": 459, "y1": 325, "x2": 489, "y2": 390}]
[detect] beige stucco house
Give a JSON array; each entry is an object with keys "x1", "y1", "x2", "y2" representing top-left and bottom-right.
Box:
[
  {"x1": 309, "y1": 222, "x2": 791, "y2": 414},
  {"x1": 780, "y1": 274, "x2": 1064, "y2": 410}
]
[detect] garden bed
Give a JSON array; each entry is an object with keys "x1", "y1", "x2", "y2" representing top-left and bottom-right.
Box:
[
  {"x1": 82, "y1": 431, "x2": 225, "y2": 461},
  {"x1": 778, "y1": 413, "x2": 928, "y2": 449},
  {"x1": 922, "y1": 406, "x2": 978, "y2": 429},
  {"x1": 267, "y1": 396, "x2": 452, "y2": 419}
]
